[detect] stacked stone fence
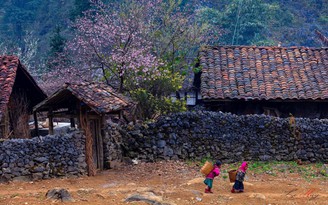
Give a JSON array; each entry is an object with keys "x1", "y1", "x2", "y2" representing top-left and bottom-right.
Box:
[
  {"x1": 0, "y1": 131, "x2": 86, "y2": 182},
  {"x1": 104, "y1": 111, "x2": 328, "y2": 163},
  {"x1": 2, "y1": 111, "x2": 327, "y2": 182}
]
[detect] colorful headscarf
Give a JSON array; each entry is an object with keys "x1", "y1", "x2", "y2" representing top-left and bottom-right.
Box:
[{"x1": 239, "y1": 161, "x2": 248, "y2": 172}]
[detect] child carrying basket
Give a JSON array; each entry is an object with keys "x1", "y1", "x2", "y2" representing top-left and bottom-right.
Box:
[
  {"x1": 231, "y1": 161, "x2": 248, "y2": 193},
  {"x1": 200, "y1": 160, "x2": 222, "y2": 193}
]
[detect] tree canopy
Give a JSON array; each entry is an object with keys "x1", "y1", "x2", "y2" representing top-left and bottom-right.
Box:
[{"x1": 0, "y1": 0, "x2": 327, "y2": 119}]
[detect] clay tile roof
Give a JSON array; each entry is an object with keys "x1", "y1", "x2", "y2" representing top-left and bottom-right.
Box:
[
  {"x1": 0, "y1": 55, "x2": 48, "y2": 119},
  {"x1": 67, "y1": 82, "x2": 130, "y2": 113},
  {"x1": 34, "y1": 82, "x2": 130, "y2": 114},
  {"x1": 0, "y1": 56, "x2": 19, "y2": 118},
  {"x1": 199, "y1": 45, "x2": 328, "y2": 101}
]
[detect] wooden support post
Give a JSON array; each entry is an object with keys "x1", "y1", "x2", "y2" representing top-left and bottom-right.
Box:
[
  {"x1": 4, "y1": 107, "x2": 10, "y2": 138},
  {"x1": 98, "y1": 117, "x2": 104, "y2": 170},
  {"x1": 33, "y1": 111, "x2": 39, "y2": 137},
  {"x1": 70, "y1": 118, "x2": 75, "y2": 128},
  {"x1": 48, "y1": 109, "x2": 54, "y2": 135},
  {"x1": 80, "y1": 108, "x2": 96, "y2": 176},
  {"x1": 77, "y1": 101, "x2": 81, "y2": 129},
  {"x1": 100, "y1": 115, "x2": 109, "y2": 169}
]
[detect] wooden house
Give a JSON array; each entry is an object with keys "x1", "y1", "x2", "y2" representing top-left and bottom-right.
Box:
[
  {"x1": 33, "y1": 82, "x2": 130, "y2": 173},
  {"x1": 196, "y1": 45, "x2": 328, "y2": 118},
  {"x1": 0, "y1": 56, "x2": 47, "y2": 138}
]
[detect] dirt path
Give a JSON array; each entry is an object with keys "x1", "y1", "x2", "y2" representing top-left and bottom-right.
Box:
[{"x1": 0, "y1": 161, "x2": 327, "y2": 205}]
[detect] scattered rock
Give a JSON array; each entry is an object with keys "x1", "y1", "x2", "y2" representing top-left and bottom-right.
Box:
[
  {"x1": 132, "y1": 159, "x2": 139, "y2": 165},
  {"x1": 125, "y1": 192, "x2": 175, "y2": 205},
  {"x1": 96, "y1": 194, "x2": 106, "y2": 199},
  {"x1": 46, "y1": 188, "x2": 75, "y2": 202},
  {"x1": 77, "y1": 188, "x2": 95, "y2": 195},
  {"x1": 191, "y1": 190, "x2": 202, "y2": 196},
  {"x1": 102, "y1": 182, "x2": 117, "y2": 188},
  {"x1": 248, "y1": 193, "x2": 266, "y2": 200}
]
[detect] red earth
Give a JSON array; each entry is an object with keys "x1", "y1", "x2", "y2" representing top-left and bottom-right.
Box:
[{"x1": 0, "y1": 160, "x2": 327, "y2": 205}]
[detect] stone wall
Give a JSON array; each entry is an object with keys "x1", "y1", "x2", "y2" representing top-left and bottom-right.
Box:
[
  {"x1": 104, "y1": 111, "x2": 328, "y2": 163},
  {"x1": 0, "y1": 131, "x2": 86, "y2": 182}
]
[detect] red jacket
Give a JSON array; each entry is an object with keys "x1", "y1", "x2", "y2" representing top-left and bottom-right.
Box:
[{"x1": 206, "y1": 165, "x2": 220, "y2": 179}]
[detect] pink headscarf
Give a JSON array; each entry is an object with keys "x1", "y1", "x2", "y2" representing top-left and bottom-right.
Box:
[{"x1": 239, "y1": 161, "x2": 248, "y2": 172}]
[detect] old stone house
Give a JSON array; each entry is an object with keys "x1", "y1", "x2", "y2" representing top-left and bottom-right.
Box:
[
  {"x1": 196, "y1": 45, "x2": 328, "y2": 118},
  {"x1": 0, "y1": 56, "x2": 46, "y2": 138},
  {"x1": 33, "y1": 82, "x2": 130, "y2": 172}
]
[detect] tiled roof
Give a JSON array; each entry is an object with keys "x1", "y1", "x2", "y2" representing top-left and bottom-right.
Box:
[
  {"x1": 34, "y1": 82, "x2": 130, "y2": 114},
  {"x1": 0, "y1": 56, "x2": 47, "y2": 119},
  {"x1": 199, "y1": 45, "x2": 328, "y2": 101},
  {"x1": 67, "y1": 82, "x2": 130, "y2": 113},
  {"x1": 0, "y1": 56, "x2": 19, "y2": 119}
]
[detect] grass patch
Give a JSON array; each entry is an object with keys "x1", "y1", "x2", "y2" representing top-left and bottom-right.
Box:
[
  {"x1": 185, "y1": 159, "x2": 327, "y2": 180},
  {"x1": 243, "y1": 161, "x2": 327, "y2": 180}
]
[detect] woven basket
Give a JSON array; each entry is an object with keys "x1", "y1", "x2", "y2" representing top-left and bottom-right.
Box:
[
  {"x1": 228, "y1": 170, "x2": 237, "y2": 183},
  {"x1": 200, "y1": 161, "x2": 214, "y2": 175}
]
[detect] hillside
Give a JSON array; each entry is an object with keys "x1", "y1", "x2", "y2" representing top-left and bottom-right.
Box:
[{"x1": 0, "y1": 0, "x2": 327, "y2": 79}]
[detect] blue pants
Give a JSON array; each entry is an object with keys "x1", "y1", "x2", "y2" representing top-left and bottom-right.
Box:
[{"x1": 233, "y1": 180, "x2": 244, "y2": 191}]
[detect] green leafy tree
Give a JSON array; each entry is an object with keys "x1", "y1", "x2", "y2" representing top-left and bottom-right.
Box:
[
  {"x1": 49, "y1": 26, "x2": 66, "y2": 56},
  {"x1": 70, "y1": 0, "x2": 92, "y2": 21},
  {"x1": 198, "y1": 0, "x2": 294, "y2": 45},
  {"x1": 221, "y1": 0, "x2": 273, "y2": 45},
  {"x1": 0, "y1": 0, "x2": 38, "y2": 46}
]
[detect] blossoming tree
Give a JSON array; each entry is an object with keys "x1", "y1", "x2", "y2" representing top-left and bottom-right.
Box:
[{"x1": 44, "y1": 0, "x2": 219, "y2": 118}]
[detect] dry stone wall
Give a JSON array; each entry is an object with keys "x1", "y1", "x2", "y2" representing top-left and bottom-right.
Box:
[
  {"x1": 0, "y1": 131, "x2": 86, "y2": 182},
  {"x1": 104, "y1": 111, "x2": 328, "y2": 163}
]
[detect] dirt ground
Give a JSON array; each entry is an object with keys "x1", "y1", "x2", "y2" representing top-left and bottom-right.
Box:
[{"x1": 0, "y1": 161, "x2": 327, "y2": 205}]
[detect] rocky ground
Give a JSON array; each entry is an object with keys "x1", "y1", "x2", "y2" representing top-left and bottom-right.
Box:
[{"x1": 0, "y1": 160, "x2": 327, "y2": 205}]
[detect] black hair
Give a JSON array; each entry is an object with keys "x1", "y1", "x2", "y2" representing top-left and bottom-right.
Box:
[{"x1": 215, "y1": 160, "x2": 222, "y2": 166}]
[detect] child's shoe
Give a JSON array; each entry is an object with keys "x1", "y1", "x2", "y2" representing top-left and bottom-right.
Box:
[
  {"x1": 205, "y1": 188, "x2": 213, "y2": 193},
  {"x1": 231, "y1": 188, "x2": 235, "y2": 193}
]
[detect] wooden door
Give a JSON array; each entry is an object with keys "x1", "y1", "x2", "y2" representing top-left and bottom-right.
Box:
[{"x1": 90, "y1": 119, "x2": 104, "y2": 170}]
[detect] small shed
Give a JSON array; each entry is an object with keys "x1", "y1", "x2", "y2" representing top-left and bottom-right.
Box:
[
  {"x1": 197, "y1": 45, "x2": 328, "y2": 118},
  {"x1": 0, "y1": 55, "x2": 47, "y2": 138},
  {"x1": 33, "y1": 82, "x2": 130, "y2": 174}
]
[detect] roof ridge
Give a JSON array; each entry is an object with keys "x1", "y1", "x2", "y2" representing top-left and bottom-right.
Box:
[{"x1": 201, "y1": 45, "x2": 328, "y2": 51}]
